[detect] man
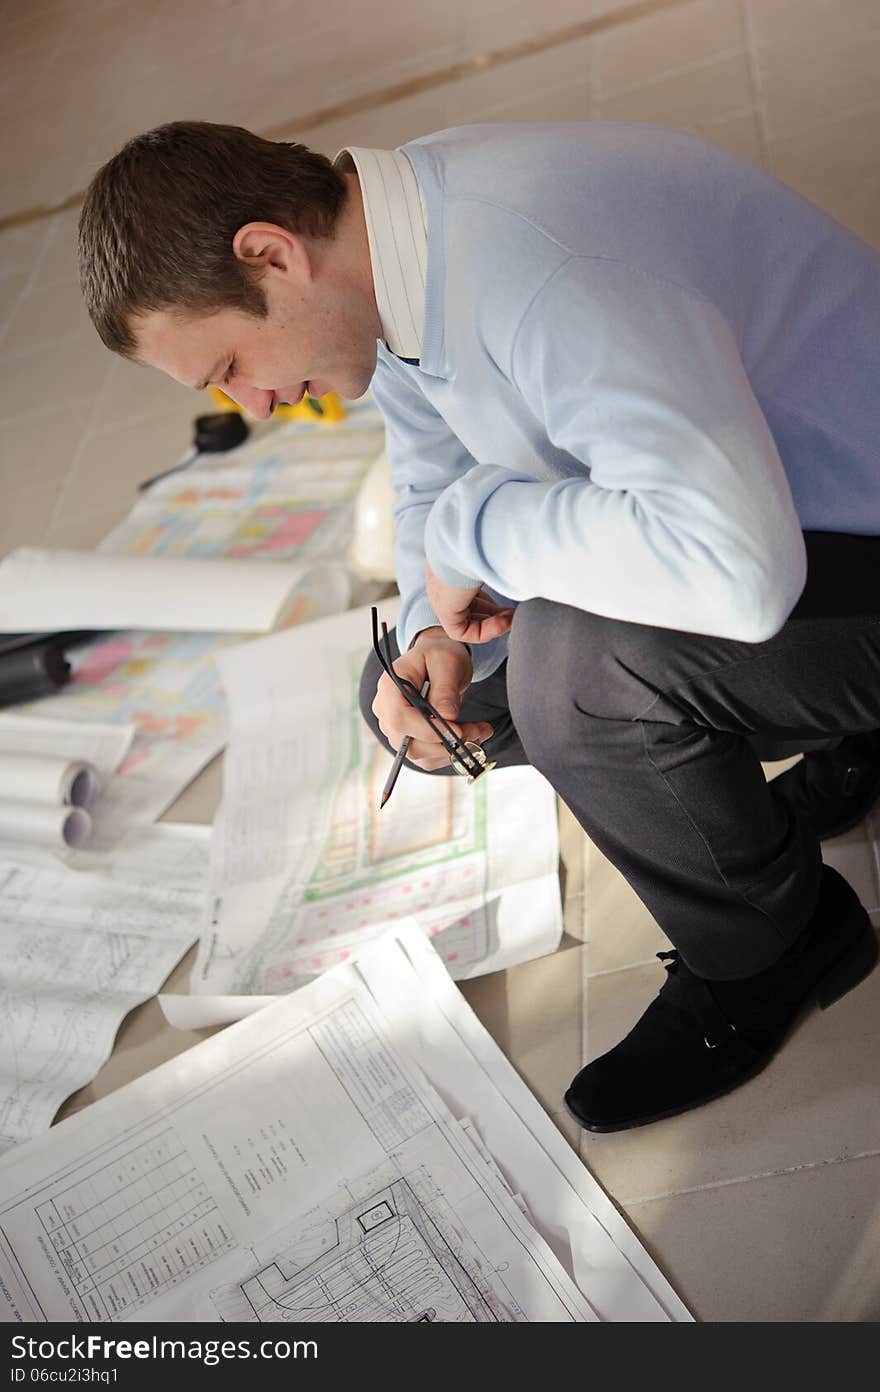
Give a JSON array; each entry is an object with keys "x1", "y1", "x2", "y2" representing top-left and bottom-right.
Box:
[{"x1": 79, "y1": 120, "x2": 880, "y2": 1132}]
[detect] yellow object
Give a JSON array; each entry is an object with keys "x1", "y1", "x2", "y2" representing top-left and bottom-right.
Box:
[{"x1": 207, "y1": 385, "x2": 346, "y2": 423}]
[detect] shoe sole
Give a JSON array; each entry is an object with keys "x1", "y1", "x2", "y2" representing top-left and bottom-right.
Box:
[{"x1": 565, "y1": 921, "x2": 879, "y2": 1134}]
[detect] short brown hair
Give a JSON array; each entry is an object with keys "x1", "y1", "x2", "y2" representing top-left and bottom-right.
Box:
[{"x1": 78, "y1": 120, "x2": 348, "y2": 357}]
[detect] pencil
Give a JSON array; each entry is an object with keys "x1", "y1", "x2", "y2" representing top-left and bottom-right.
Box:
[{"x1": 379, "y1": 679, "x2": 430, "y2": 809}]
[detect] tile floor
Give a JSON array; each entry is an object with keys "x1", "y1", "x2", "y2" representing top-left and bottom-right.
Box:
[{"x1": 4, "y1": 0, "x2": 880, "y2": 1322}]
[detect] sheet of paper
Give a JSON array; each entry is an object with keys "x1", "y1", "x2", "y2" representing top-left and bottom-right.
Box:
[
  {"x1": 0, "y1": 823, "x2": 209, "y2": 1154},
  {"x1": 363, "y1": 926, "x2": 692, "y2": 1322},
  {"x1": 99, "y1": 407, "x2": 384, "y2": 564},
  {"x1": 0, "y1": 927, "x2": 686, "y2": 1322},
  {"x1": 0, "y1": 549, "x2": 336, "y2": 634},
  {"x1": 190, "y1": 601, "x2": 562, "y2": 1005}
]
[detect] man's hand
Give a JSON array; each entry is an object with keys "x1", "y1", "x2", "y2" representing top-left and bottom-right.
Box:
[
  {"x1": 371, "y1": 627, "x2": 493, "y2": 772},
  {"x1": 425, "y1": 563, "x2": 515, "y2": 645}
]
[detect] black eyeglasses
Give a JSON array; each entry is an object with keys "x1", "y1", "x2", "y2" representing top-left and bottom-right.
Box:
[{"x1": 370, "y1": 607, "x2": 493, "y2": 782}]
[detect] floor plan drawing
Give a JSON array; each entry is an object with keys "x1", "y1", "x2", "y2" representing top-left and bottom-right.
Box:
[{"x1": 212, "y1": 1175, "x2": 514, "y2": 1323}]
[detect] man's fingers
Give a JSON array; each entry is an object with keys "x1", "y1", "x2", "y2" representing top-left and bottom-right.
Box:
[
  {"x1": 372, "y1": 633, "x2": 479, "y2": 753},
  {"x1": 401, "y1": 740, "x2": 452, "y2": 771},
  {"x1": 435, "y1": 612, "x2": 470, "y2": 643},
  {"x1": 467, "y1": 593, "x2": 512, "y2": 616},
  {"x1": 454, "y1": 610, "x2": 515, "y2": 644},
  {"x1": 403, "y1": 721, "x2": 494, "y2": 770},
  {"x1": 425, "y1": 682, "x2": 461, "y2": 719}
]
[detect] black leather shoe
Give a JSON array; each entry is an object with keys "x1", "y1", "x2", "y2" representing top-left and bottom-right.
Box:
[
  {"x1": 771, "y1": 730, "x2": 880, "y2": 840},
  {"x1": 565, "y1": 865, "x2": 878, "y2": 1133}
]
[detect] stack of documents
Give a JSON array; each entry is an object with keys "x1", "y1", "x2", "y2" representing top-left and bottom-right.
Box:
[{"x1": 0, "y1": 926, "x2": 690, "y2": 1322}]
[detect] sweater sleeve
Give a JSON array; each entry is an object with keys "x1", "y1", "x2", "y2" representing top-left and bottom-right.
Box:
[
  {"x1": 369, "y1": 348, "x2": 510, "y2": 680},
  {"x1": 423, "y1": 257, "x2": 807, "y2": 642}
]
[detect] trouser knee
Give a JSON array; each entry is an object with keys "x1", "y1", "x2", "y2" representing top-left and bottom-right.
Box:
[{"x1": 507, "y1": 598, "x2": 638, "y2": 768}]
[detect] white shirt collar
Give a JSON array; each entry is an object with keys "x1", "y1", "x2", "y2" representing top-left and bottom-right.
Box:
[{"x1": 335, "y1": 146, "x2": 427, "y2": 360}]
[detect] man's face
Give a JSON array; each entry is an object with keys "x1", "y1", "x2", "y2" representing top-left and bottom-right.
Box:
[{"x1": 134, "y1": 224, "x2": 380, "y2": 419}]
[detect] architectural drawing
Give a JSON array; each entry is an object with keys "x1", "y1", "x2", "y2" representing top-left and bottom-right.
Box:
[
  {"x1": 213, "y1": 1176, "x2": 515, "y2": 1323},
  {"x1": 35, "y1": 1129, "x2": 234, "y2": 1321},
  {"x1": 100, "y1": 407, "x2": 384, "y2": 564},
  {"x1": 0, "y1": 826, "x2": 207, "y2": 1150},
  {"x1": 253, "y1": 675, "x2": 497, "y2": 990},
  {"x1": 201, "y1": 612, "x2": 561, "y2": 998}
]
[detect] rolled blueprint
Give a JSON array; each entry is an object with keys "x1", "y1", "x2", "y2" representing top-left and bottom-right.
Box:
[
  {"x1": 0, "y1": 799, "x2": 92, "y2": 849},
  {"x1": 0, "y1": 548, "x2": 322, "y2": 635},
  {"x1": 0, "y1": 751, "x2": 100, "y2": 808}
]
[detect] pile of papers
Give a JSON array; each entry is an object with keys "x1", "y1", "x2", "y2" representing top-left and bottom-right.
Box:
[
  {"x1": 0, "y1": 926, "x2": 691, "y2": 1322},
  {"x1": 0, "y1": 409, "x2": 692, "y2": 1320},
  {"x1": 0, "y1": 414, "x2": 383, "y2": 1148}
]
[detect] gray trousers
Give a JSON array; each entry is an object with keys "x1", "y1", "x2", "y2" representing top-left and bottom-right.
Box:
[{"x1": 359, "y1": 533, "x2": 880, "y2": 980}]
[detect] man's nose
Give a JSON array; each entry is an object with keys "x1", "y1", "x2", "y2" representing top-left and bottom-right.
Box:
[{"x1": 218, "y1": 383, "x2": 275, "y2": 420}]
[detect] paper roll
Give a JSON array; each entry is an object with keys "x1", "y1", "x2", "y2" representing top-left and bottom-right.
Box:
[
  {"x1": 0, "y1": 752, "x2": 100, "y2": 808},
  {"x1": 0, "y1": 548, "x2": 319, "y2": 634},
  {"x1": 0, "y1": 800, "x2": 92, "y2": 849}
]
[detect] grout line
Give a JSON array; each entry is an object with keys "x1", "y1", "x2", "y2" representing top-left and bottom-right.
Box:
[
  {"x1": 767, "y1": 95, "x2": 880, "y2": 154},
  {"x1": 738, "y1": 0, "x2": 773, "y2": 171},
  {"x1": 594, "y1": 41, "x2": 748, "y2": 108},
  {"x1": 0, "y1": 327, "x2": 95, "y2": 365},
  {"x1": 265, "y1": 0, "x2": 691, "y2": 142},
  {"x1": 0, "y1": 222, "x2": 54, "y2": 353},
  {"x1": 0, "y1": 0, "x2": 692, "y2": 233},
  {"x1": 0, "y1": 395, "x2": 102, "y2": 432},
  {"x1": 45, "y1": 357, "x2": 117, "y2": 538},
  {"x1": 620, "y1": 1145, "x2": 880, "y2": 1208},
  {"x1": 585, "y1": 956, "x2": 665, "y2": 979}
]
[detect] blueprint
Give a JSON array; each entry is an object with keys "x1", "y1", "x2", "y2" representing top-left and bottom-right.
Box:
[
  {"x1": 210, "y1": 1156, "x2": 550, "y2": 1324},
  {"x1": 99, "y1": 406, "x2": 384, "y2": 564},
  {"x1": 0, "y1": 927, "x2": 689, "y2": 1322},
  {"x1": 0, "y1": 824, "x2": 208, "y2": 1153},
  {"x1": 189, "y1": 601, "x2": 562, "y2": 1003}
]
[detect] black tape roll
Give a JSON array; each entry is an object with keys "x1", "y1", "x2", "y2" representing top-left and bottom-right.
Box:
[
  {"x1": 0, "y1": 642, "x2": 71, "y2": 706},
  {"x1": 192, "y1": 412, "x2": 250, "y2": 452}
]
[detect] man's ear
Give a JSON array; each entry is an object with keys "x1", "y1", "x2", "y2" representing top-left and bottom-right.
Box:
[{"x1": 232, "y1": 222, "x2": 312, "y2": 282}]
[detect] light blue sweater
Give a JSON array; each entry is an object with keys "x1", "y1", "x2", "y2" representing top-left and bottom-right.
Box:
[{"x1": 368, "y1": 123, "x2": 880, "y2": 681}]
